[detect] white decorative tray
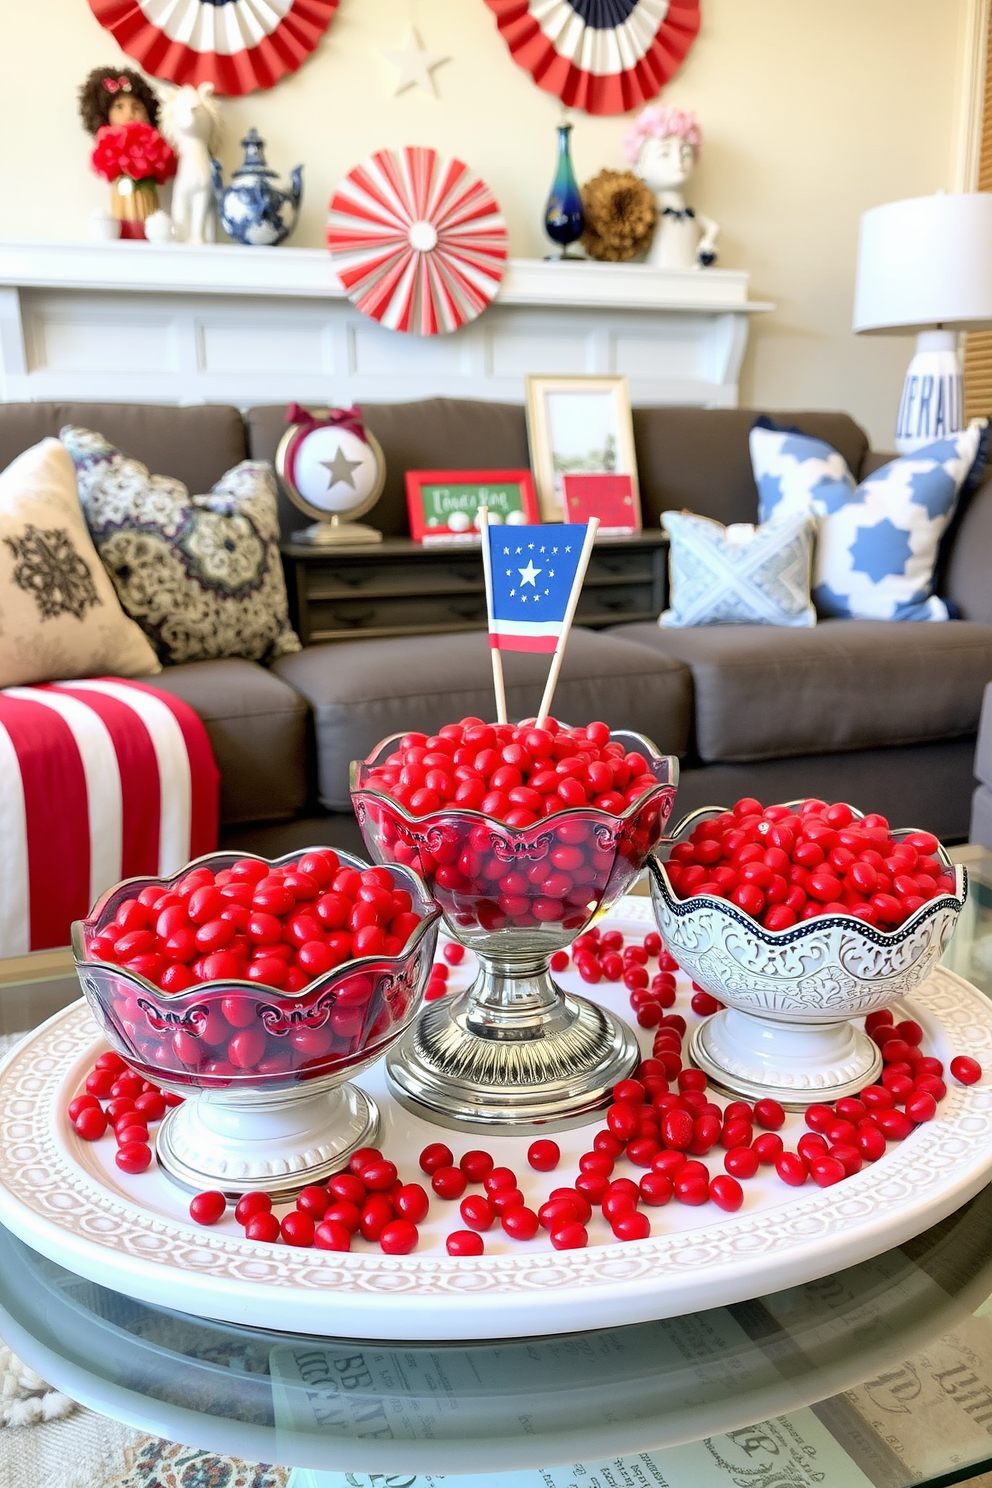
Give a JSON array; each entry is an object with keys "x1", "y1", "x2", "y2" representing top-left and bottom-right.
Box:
[{"x1": 2, "y1": 898, "x2": 992, "y2": 1342}]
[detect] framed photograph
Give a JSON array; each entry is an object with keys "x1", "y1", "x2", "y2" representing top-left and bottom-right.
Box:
[
  {"x1": 562, "y1": 473, "x2": 641, "y2": 534},
  {"x1": 405, "y1": 469, "x2": 540, "y2": 545},
  {"x1": 526, "y1": 375, "x2": 639, "y2": 522}
]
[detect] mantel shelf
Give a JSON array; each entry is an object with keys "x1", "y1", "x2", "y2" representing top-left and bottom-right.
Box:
[
  {"x1": 0, "y1": 239, "x2": 772, "y2": 409},
  {"x1": 0, "y1": 240, "x2": 772, "y2": 315}
]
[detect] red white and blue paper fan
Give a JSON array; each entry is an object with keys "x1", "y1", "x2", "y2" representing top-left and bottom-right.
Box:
[
  {"x1": 483, "y1": 0, "x2": 701, "y2": 116},
  {"x1": 87, "y1": 0, "x2": 338, "y2": 95},
  {"x1": 326, "y1": 147, "x2": 508, "y2": 337}
]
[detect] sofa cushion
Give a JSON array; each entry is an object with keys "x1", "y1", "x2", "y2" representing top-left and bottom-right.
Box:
[
  {"x1": 62, "y1": 426, "x2": 300, "y2": 666},
  {"x1": 272, "y1": 628, "x2": 693, "y2": 810},
  {"x1": 972, "y1": 783, "x2": 992, "y2": 849},
  {"x1": 631, "y1": 409, "x2": 871, "y2": 532},
  {"x1": 611, "y1": 618, "x2": 992, "y2": 763},
  {"x1": 751, "y1": 421, "x2": 984, "y2": 622},
  {"x1": 975, "y1": 682, "x2": 992, "y2": 788},
  {"x1": 660, "y1": 510, "x2": 815, "y2": 628},
  {"x1": 0, "y1": 403, "x2": 246, "y2": 498},
  {"x1": 0, "y1": 439, "x2": 160, "y2": 685},
  {"x1": 945, "y1": 475, "x2": 992, "y2": 624},
  {"x1": 247, "y1": 399, "x2": 531, "y2": 542},
  {"x1": 146, "y1": 658, "x2": 310, "y2": 826}
]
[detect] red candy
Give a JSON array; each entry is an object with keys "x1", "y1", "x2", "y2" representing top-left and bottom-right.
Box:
[
  {"x1": 951, "y1": 1055, "x2": 982, "y2": 1085},
  {"x1": 83, "y1": 850, "x2": 429, "y2": 1086},
  {"x1": 666, "y1": 799, "x2": 953, "y2": 931},
  {"x1": 447, "y1": 1230, "x2": 485, "y2": 1256},
  {"x1": 527, "y1": 1139, "x2": 561, "y2": 1172}
]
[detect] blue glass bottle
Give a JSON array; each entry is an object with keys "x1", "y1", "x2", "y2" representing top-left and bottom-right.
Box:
[{"x1": 544, "y1": 124, "x2": 584, "y2": 259}]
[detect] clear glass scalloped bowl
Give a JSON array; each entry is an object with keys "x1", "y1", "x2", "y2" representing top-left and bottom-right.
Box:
[
  {"x1": 71, "y1": 849, "x2": 441, "y2": 1095},
  {"x1": 649, "y1": 806, "x2": 968, "y2": 1019},
  {"x1": 350, "y1": 730, "x2": 679, "y2": 956}
]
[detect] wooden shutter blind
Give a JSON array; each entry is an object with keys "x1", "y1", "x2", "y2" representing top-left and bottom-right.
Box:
[{"x1": 964, "y1": 5, "x2": 992, "y2": 420}]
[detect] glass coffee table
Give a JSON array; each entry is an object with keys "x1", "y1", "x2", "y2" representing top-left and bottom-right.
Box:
[{"x1": 1, "y1": 850, "x2": 991, "y2": 1488}]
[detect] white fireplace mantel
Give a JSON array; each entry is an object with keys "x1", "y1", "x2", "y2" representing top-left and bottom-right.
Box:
[{"x1": 0, "y1": 239, "x2": 772, "y2": 409}]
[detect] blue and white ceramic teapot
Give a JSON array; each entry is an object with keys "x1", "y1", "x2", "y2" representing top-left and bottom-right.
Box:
[{"x1": 212, "y1": 129, "x2": 303, "y2": 247}]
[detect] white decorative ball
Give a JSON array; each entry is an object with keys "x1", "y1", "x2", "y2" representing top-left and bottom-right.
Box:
[
  {"x1": 448, "y1": 511, "x2": 472, "y2": 533},
  {"x1": 291, "y1": 427, "x2": 381, "y2": 515}
]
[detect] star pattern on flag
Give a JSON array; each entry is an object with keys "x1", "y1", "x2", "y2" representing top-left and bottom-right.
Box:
[{"x1": 485, "y1": 521, "x2": 590, "y2": 653}]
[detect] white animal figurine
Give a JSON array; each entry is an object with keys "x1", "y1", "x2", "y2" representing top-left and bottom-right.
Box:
[
  {"x1": 624, "y1": 105, "x2": 718, "y2": 271},
  {"x1": 159, "y1": 82, "x2": 222, "y2": 244}
]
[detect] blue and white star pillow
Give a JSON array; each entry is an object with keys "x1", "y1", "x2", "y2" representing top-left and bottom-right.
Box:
[{"x1": 749, "y1": 420, "x2": 986, "y2": 621}]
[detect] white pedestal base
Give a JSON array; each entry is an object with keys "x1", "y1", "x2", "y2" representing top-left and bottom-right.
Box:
[
  {"x1": 689, "y1": 1007, "x2": 883, "y2": 1108},
  {"x1": 156, "y1": 1080, "x2": 380, "y2": 1199}
]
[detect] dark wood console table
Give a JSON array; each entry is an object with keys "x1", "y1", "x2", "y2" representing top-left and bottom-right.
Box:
[{"x1": 281, "y1": 531, "x2": 669, "y2": 645}]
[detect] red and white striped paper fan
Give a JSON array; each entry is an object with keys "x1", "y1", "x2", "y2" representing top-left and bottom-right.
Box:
[
  {"x1": 87, "y1": 0, "x2": 338, "y2": 95},
  {"x1": 483, "y1": 0, "x2": 701, "y2": 116},
  {"x1": 326, "y1": 147, "x2": 508, "y2": 337}
]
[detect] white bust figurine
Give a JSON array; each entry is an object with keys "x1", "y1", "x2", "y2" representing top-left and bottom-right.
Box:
[{"x1": 625, "y1": 105, "x2": 718, "y2": 271}]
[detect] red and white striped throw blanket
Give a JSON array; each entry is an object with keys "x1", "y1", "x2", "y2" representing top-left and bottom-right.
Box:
[{"x1": 0, "y1": 678, "x2": 219, "y2": 956}]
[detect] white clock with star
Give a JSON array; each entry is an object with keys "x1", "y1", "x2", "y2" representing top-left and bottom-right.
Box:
[{"x1": 275, "y1": 408, "x2": 387, "y2": 547}]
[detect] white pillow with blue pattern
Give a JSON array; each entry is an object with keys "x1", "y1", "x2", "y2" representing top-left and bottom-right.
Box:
[
  {"x1": 749, "y1": 419, "x2": 986, "y2": 621},
  {"x1": 659, "y1": 510, "x2": 816, "y2": 628}
]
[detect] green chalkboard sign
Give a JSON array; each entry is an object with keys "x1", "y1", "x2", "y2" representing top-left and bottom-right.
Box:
[{"x1": 406, "y1": 468, "x2": 541, "y2": 544}]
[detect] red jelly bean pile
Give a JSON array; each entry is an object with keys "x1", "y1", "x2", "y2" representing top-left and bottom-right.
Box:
[
  {"x1": 87, "y1": 852, "x2": 422, "y2": 993},
  {"x1": 360, "y1": 717, "x2": 659, "y2": 825},
  {"x1": 356, "y1": 720, "x2": 669, "y2": 939},
  {"x1": 83, "y1": 852, "x2": 432, "y2": 1086},
  {"x1": 69, "y1": 1049, "x2": 180, "y2": 1174},
  {"x1": 666, "y1": 796, "x2": 957, "y2": 932}
]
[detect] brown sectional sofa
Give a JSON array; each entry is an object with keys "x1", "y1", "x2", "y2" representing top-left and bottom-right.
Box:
[{"x1": 2, "y1": 398, "x2": 991, "y2": 856}]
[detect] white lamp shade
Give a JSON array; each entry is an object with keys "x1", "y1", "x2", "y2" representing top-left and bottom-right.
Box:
[{"x1": 853, "y1": 193, "x2": 992, "y2": 333}]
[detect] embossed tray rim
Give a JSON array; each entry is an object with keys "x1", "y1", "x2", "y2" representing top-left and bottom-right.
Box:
[{"x1": 1, "y1": 898, "x2": 991, "y2": 1342}]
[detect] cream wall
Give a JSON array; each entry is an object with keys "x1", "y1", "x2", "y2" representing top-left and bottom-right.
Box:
[{"x1": 0, "y1": 0, "x2": 974, "y2": 447}]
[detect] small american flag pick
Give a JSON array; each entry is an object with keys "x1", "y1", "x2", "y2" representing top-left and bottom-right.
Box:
[{"x1": 485, "y1": 524, "x2": 589, "y2": 652}]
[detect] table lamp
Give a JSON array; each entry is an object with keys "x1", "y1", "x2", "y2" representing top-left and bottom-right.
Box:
[{"x1": 853, "y1": 192, "x2": 992, "y2": 452}]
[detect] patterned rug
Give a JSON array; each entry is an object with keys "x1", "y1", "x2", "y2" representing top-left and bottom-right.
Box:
[{"x1": 0, "y1": 1030, "x2": 290, "y2": 1488}]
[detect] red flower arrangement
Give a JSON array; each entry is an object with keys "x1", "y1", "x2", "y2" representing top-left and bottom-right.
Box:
[{"x1": 91, "y1": 121, "x2": 176, "y2": 185}]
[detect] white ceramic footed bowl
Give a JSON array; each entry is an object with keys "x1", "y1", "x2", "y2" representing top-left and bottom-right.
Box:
[{"x1": 648, "y1": 816, "x2": 967, "y2": 1022}]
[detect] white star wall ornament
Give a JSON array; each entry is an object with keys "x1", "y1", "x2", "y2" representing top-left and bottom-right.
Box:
[{"x1": 382, "y1": 29, "x2": 449, "y2": 97}]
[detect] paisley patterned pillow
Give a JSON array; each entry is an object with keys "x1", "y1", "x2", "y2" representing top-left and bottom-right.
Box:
[{"x1": 61, "y1": 427, "x2": 301, "y2": 667}]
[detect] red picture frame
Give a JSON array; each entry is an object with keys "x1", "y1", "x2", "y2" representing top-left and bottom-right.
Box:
[
  {"x1": 405, "y1": 469, "x2": 541, "y2": 544},
  {"x1": 562, "y1": 473, "x2": 641, "y2": 534}
]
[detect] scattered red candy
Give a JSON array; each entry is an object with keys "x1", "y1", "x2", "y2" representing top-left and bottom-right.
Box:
[
  {"x1": 420, "y1": 1142, "x2": 454, "y2": 1175},
  {"x1": 951, "y1": 1055, "x2": 982, "y2": 1085},
  {"x1": 115, "y1": 1141, "x2": 152, "y2": 1174},
  {"x1": 380, "y1": 1219, "x2": 419, "y2": 1254},
  {"x1": 447, "y1": 1230, "x2": 485, "y2": 1256},
  {"x1": 185, "y1": 1190, "x2": 224, "y2": 1226},
  {"x1": 527, "y1": 1139, "x2": 561, "y2": 1172}
]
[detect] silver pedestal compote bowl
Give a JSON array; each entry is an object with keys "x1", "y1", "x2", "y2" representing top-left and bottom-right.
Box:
[{"x1": 351, "y1": 730, "x2": 678, "y2": 1131}]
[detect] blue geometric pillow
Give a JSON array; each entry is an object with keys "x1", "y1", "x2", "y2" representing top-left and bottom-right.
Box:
[
  {"x1": 749, "y1": 422, "x2": 985, "y2": 621},
  {"x1": 659, "y1": 510, "x2": 816, "y2": 628}
]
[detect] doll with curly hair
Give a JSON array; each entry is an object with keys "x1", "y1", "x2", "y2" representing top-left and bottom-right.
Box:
[{"x1": 79, "y1": 66, "x2": 175, "y2": 238}]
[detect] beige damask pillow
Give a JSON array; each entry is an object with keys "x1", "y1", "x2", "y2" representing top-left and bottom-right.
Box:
[
  {"x1": 61, "y1": 426, "x2": 301, "y2": 666},
  {"x1": 0, "y1": 440, "x2": 160, "y2": 687}
]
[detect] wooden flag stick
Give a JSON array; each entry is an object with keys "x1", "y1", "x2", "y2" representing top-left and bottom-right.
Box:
[
  {"x1": 478, "y1": 506, "x2": 508, "y2": 725},
  {"x1": 536, "y1": 517, "x2": 599, "y2": 729}
]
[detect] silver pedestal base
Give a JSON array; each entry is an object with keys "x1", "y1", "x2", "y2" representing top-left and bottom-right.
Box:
[
  {"x1": 386, "y1": 958, "x2": 639, "y2": 1133},
  {"x1": 292, "y1": 519, "x2": 383, "y2": 546},
  {"x1": 689, "y1": 1008, "x2": 883, "y2": 1110},
  {"x1": 156, "y1": 1080, "x2": 380, "y2": 1199}
]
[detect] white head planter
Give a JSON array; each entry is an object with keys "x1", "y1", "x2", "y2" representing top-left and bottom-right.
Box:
[{"x1": 623, "y1": 105, "x2": 718, "y2": 271}]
